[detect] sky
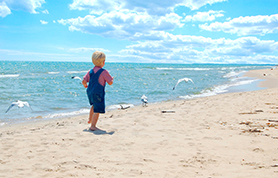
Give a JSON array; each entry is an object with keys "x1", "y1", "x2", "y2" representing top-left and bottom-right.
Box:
[{"x1": 0, "y1": 0, "x2": 278, "y2": 64}]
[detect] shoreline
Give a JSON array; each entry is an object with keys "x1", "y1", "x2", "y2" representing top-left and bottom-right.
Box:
[
  {"x1": 244, "y1": 67, "x2": 278, "y2": 88},
  {"x1": 0, "y1": 64, "x2": 272, "y2": 126},
  {"x1": 1, "y1": 67, "x2": 278, "y2": 177}
]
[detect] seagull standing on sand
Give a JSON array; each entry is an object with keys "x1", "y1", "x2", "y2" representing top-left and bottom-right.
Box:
[
  {"x1": 141, "y1": 95, "x2": 148, "y2": 107},
  {"x1": 5, "y1": 100, "x2": 33, "y2": 113},
  {"x1": 173, "y1": 77, "x2": 194, "y2": 90}
]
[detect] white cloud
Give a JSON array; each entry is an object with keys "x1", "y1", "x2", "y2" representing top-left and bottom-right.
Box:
[
  {"x1": 40, "y1": 20, "x2": 48, "y2": 25},
  {"x1": 183, "y1": 10, "x2": 224, "y2": 22},
  {"x1": 67, "y1": 47, "x2": 110, "y2": 53},
  {"x1": 59, "y1": 0, "x2": 277, "y2": 64},
  {"x1": 69, "y1": 0, "x2": 227, "y2": 15},
  {"x1": 0, "y1": 2, "x2": 11, "y2": 17},
  {"x1": 69, "y1": 0, "x2": 121, "y2": 15},
  {"x1": 58, "y1": 11, "x2": 183, "y2": 39},
  {"x1": 0, "y1": 0, "x2": 45, "y2": 17},
  {"x1": 42, "y1": 9, "x2": 49, "y2": 14},
  {"x1": 199, "y1": 14, "x2": 278, "y2": 36},
  {"x1": 61, "y1": 0, "x2": 227, "y2": 41},
  {"x1": 180, "y1": 0, "x2": 227, "y2": 11},
  {"x1": 119, "y1": 33, "x2": 278, "y2": 63}
]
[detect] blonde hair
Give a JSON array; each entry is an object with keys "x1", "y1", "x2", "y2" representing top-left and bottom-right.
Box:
[{"x1": 92, "y1": 51, "x2": 106, "y2": 67}]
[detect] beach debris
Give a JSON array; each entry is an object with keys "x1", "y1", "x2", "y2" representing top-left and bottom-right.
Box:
[
  {"x1": 161, "y1": 110, "x2": 175, "y2": 113},
  {"x1": 119, "y1": 105, "x2": 130, "y2": 110},
  {"x1": 265, "y1": 103, "x2": 276, "y2": 105},
  {"x1": 71, "y1": 76, "x2": 82, "y2": 81},
  {"x1": 141, "y1": 95, "x2": 148, "y2": 107},
  {"x1": 268, "y1": 119, "x2": 278, "y2": 122},
  {"x1": 219, "y1": 121, "x2": 227, "y2": 126},
  {"x1": 242, "y1": 128, "x2": 263, "y2": 133},
  {"x1": 56, "y1": 122, "x2": 64, "y2": 126},
  {"x1": 253, "y1": 148, "x2": 264, "y2": 152},
  {"x1": 239, "y1": 112, "x2": 257, "y2": 115},
  {"x1": 5, "y1": 100, "x2": 33, "y2": 113},
  {"x1": 173, "y1": 77, "x2": 194, "y2": 90},
  {"x1": 239, "y1": 110, "x2": 263, "y2": 115},
  {"x1": 239, "y1": 121, "x2": 253, "y2": 125},
  {"x1": 266, "y1": 123, "x2": 278, "y2": 127}
]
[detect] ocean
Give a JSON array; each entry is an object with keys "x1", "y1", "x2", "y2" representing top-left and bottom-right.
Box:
[{"x1": 0, "y1": 61, "x2": 273, "y2": 126}]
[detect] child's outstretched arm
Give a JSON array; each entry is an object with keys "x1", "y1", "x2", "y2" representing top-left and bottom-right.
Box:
[{"x1": 82, "y1": 80, "x2": 88, "y2": 88}]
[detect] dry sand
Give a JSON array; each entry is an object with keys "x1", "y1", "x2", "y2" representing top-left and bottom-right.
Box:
[{"x1": 1, "y1": 68, "x2": 278, "y2": 177}]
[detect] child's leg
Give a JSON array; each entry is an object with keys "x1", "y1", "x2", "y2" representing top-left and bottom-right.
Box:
[
  {"x1": 90, "y1": 113, "x2": 100, "y2": 131},
  {"x1": 88, "y1": 106, "x2": 94, "y2": 124}
]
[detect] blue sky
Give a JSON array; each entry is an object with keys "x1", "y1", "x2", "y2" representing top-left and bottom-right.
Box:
[{"x1": 0, "y1": 0, "x2": 278, "y2": 64}]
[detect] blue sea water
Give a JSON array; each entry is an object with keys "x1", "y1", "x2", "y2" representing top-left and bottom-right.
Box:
[{"x1": 0, "y1": 61, "x2": 273, "y2": 125}]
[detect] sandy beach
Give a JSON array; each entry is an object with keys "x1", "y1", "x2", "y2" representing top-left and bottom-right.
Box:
[{"x1": 1, "y1": 68, "x2": 278, "y2": 178}]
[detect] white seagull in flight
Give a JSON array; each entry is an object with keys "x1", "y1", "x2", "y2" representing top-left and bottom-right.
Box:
[
  {"x1": 5, "y1": 100, "x2": 33, "y2": 113},
  {"x1": 71, "y1": 76, "x2": 82, "y2": 81},
  {"x1": 173, "y1": 77, "x2": 194, "y2": 90}
]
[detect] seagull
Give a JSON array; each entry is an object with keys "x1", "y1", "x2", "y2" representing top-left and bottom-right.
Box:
[
  {"x1": 141, "y1": 95, "x2": 148, "y2": 107},
  {"x1": 71, "y1": 76, "x2": 82, "y2": 81},
  {"x1": 5, "y1": 100, "x2": 33, "y2": 113},
  {"x1": 173, "y1": 77, "x2": 194, "y2": 90}
]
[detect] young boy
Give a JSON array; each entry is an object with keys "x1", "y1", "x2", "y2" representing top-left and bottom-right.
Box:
[{"x1": 82, "y1": 51, "x2": 113, "y2": 131}]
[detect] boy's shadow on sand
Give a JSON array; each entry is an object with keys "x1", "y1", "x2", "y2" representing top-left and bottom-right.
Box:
[{"x1": 83, "y1": 129, "x2": 115, "y2": 135}]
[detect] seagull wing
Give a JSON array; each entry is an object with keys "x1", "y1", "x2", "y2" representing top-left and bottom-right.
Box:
[
  {"x1": 142, "y1": 98, "x2": 148, "y2": 103},
  {"x1": 187, "y1": 78, "x2": 194, "y2": 84},
  {"x1": 141, "y1": 95, "x2": 147, "y2": 99},
  {"x1": 173, "y1": 79, "x2": 183, "y2": 90},
  {"x1": 5, "y1": 104, "x2": 16, "y2": 113},
  {"x1": 23, "y1": 102, "x2": 33, "y2": 111},
  {"x1": 72, "y1": 76, "x2": 82, "y2": 81},
  {"x1": 173, "y1": 78, "x2": 194, "y2": 90},
  {"x1": 23, "y1": 101, "x2": 30, "y2": 107}
]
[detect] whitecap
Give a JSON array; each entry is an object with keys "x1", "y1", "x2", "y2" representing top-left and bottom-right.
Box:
[
  {"x1": 224, "y1": 71, "x2": 246, "y2": 78},
  {"x1": 156, "y1": 67, "x2": 211, "y2": 71},
  {"x1": 180, "y1": 78, "x2": 259, "y2": 100},
  {"x1": 48, "y1": 72, "x2": 60, "y2": 74},
  {"x1": 156, "y1": 67, "x2": 174, "y2": 70},
  {"x1": 0, "y1": 74, "x2": 20, "y2": 78},
  {"x1": 179, "y1": 68, "x2": 212, "y2": 71},
  {"x1": 43, "y1": 109, "x2": 90, "y2": 119},
  {"x1": 179, "y1": 84, "x2": 229, "y2": 100},
  {"x1": 67, "y1": 71, "x2": 88, "y2": 74},
  {"x1": 229, "y1": 79, "x2": 259, "y2": 87}
]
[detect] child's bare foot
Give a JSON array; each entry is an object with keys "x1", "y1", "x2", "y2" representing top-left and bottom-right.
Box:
[{"x1": 89, "y1": 126, "x2": 100, "y2": 131}]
